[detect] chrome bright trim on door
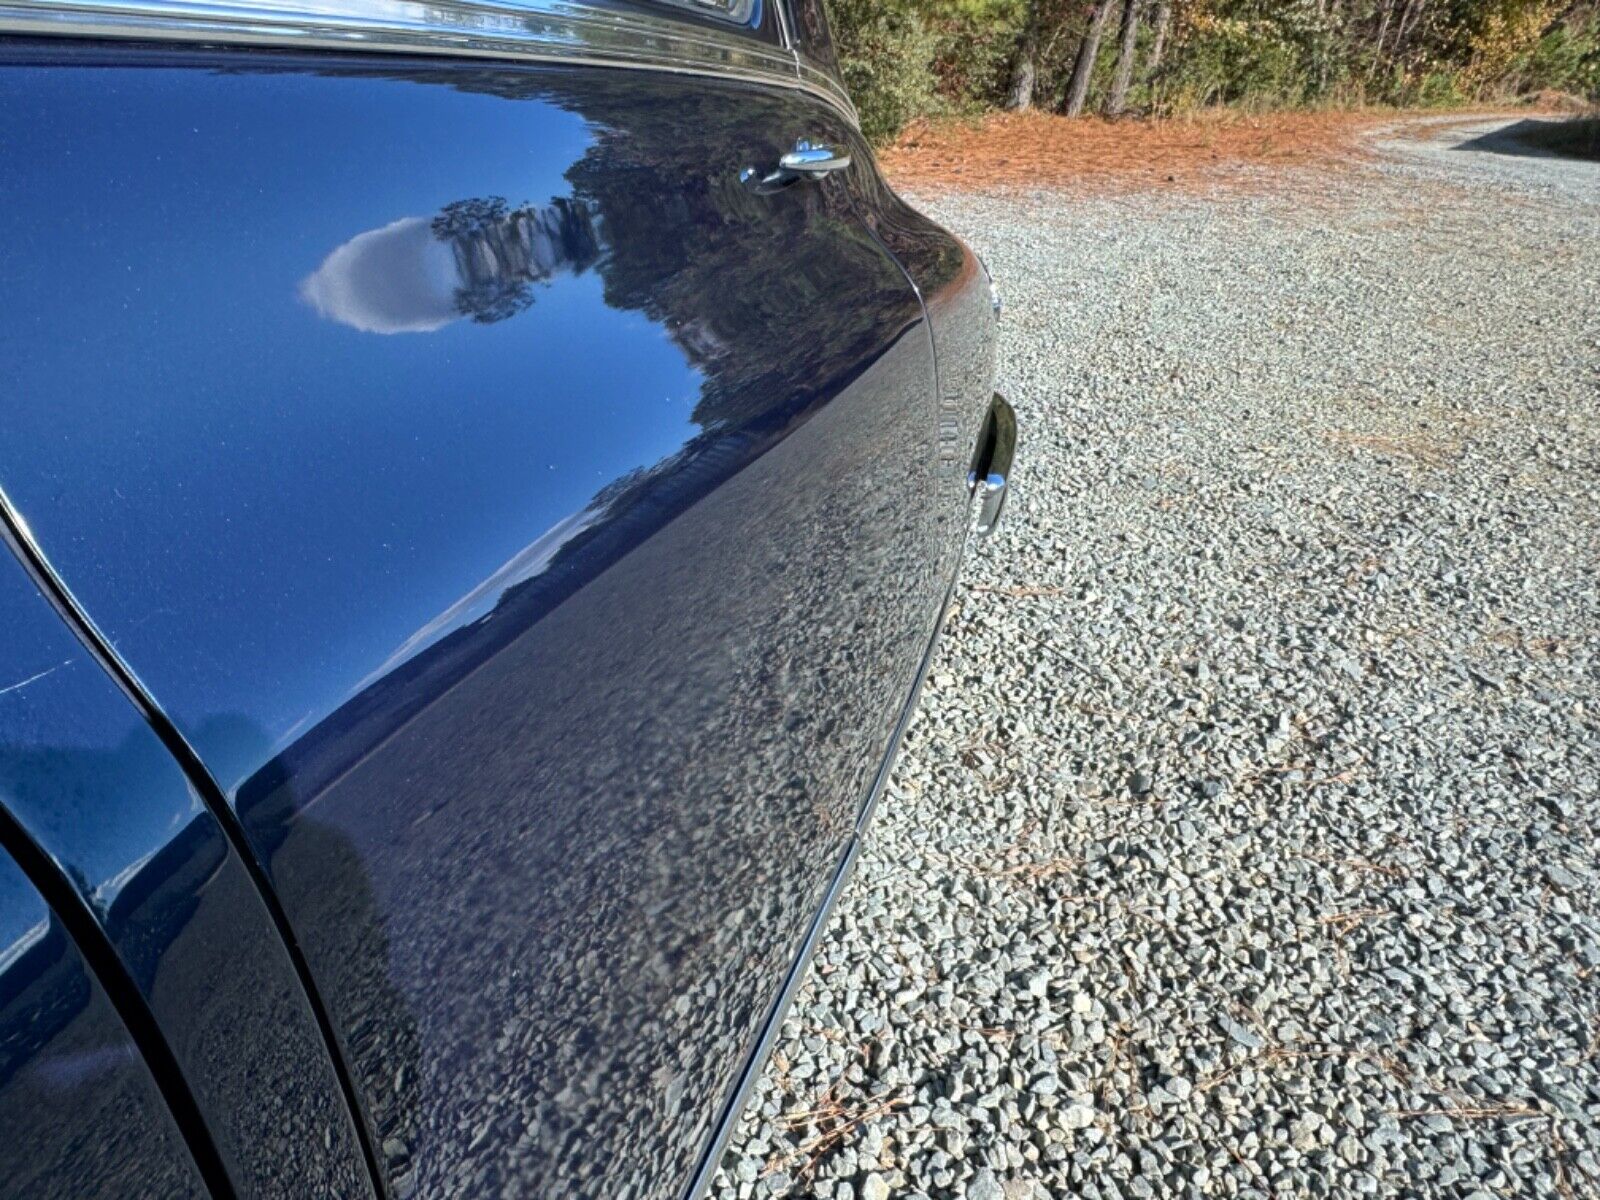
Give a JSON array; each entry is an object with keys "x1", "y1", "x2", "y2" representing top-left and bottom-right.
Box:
[{"x1": 0, "y1": 0, "x2": 860, "y2": 125}]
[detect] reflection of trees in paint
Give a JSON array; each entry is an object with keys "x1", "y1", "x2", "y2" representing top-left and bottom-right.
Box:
[
  {"x1": 430, "y1": 195, "x2": 601, "y2": 324},
  {"x1": 551, "y1": 86, "x2": 916, "y2": 435},
  {"x1": 308, "y1": 65, "x2": 920, "y2": 429}
]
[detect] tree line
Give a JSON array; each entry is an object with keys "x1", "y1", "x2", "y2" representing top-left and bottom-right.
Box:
[{"x1": 825, "y1": 0, "x2": 1600, "y2": 142}]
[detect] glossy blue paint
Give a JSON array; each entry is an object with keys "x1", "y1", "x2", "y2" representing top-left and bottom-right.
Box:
[
  {"x1": 0, "y1": 536, "x2": 373, "y2": 1194},
  {"x1": 0, "y1": 42, "x2": 994, "y2": 1197},
  {"x1": 0, "y1": 842, "x2": 206, "y2": 1196}
]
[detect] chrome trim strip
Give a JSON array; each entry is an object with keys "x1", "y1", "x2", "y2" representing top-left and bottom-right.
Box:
[
  {"x1": 796, "y1": 52, "x2": 855, "y2": 125},
  {"x1": 794, "y1": 54, "x2": 854, "y2": 124},
  {"x1": 770, "y1": 0, "x2": 792, "y2": 51},
  {"x1": 681, "y1": 834, "x2": 862, "y2": 1200},
  {"x1": 0, "y1": 0, "x2": 858, "y2": 124}
]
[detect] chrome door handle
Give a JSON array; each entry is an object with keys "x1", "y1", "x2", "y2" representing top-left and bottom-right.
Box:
[
  {"x1": 741, "y1": 139, "x2": 851, "y2": 194},
  {"x1": 779, "y1": 140, "x2": 851, "y2": 177}
]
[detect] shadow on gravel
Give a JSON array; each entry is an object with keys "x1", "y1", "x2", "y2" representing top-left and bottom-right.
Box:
[{"x1": 1455, "y1": 116, "x2": 1600, "y2": 163}]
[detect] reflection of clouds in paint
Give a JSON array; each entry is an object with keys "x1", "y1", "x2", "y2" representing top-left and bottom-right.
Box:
[
  {"x1": 302, "y1": 197, "x2": 603, "y2": 334},
  {"x1": 299, "y1": 216, "x2": 461, "y2": 335}
]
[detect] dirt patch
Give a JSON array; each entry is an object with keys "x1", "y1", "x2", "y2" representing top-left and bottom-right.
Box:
[{"x1": 880, "y1": 108, "x2": 1532, "y2": 194}]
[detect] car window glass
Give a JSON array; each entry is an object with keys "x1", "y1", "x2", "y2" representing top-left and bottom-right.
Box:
[{"x1": 637, "y1": 0, "x2": 757, "y2": 26}]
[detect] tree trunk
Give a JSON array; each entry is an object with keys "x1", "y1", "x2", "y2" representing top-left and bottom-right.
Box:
[
  {"x1": 1372, "y1": 0, "x2": 1396, "y2": 61},
  {"x1": 1147, "y1": 0, "x2": 1173, "y2": 76},
  {"x1": 1106, "y1": 0, "x2": 1144, "y2": 115},
  {"x1": 1063, "y1": 1, "x2": 1115, "y2": 117},
  {"x1": 1006, "y1": 2, "x2": 1041, "y2": 111},
  {"x1": 1394, "y1": 0, "x2": 1426, "y2": 54}
]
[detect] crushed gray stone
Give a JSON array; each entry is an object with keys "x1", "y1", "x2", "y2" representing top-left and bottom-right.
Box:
[{"x1": 712, "y1": 117, "x2": 1599, "y2": 1200}]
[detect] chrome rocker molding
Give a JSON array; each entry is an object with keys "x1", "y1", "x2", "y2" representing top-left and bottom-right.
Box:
[
  {"x1": 0, "y1": 0, "x2": 860, "y2": 125},
  {"x1": 682, "y1": 548, "x2": 970, "y2": 1200}
]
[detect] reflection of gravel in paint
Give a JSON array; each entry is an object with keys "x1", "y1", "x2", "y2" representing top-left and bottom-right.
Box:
[
  {"x1": 281, "y1": 327, "x2": 948, "y2": 1200},
  {"x1": 299, "y1": 216, "x2": 461, "y2": 335},
  {"x1": 718, "y1": 121, "x2": 1600, "y2": 1200}
]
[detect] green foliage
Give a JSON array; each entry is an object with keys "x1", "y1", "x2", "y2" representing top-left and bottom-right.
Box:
[
  {"x1": 1413, "y1": 66, "x2": 1472, "y2": 104},
  {"x1": 826, "y1": 0, "x2": 945, "y2": 144},
  {"x1": 1513, "y1": 10, "x2": 1600, "y2": 92},
  {"x1": 1160, "y1": 12, "x2": 1321, "y2": 110},
  {"x1": 929, "y1": 4, "x2": 1024, "y2": 110},
  {"x1": 826, "y1": 0, "x2": 1600, "y2": 144}
]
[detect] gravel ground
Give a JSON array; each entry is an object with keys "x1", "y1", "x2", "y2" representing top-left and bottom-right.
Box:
[{"x1": 712, "y1": 118, "x2": 1600, "y2": 1199}]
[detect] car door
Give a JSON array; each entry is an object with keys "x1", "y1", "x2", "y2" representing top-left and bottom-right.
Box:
[{"x1": 0, "y1": 24, "x2": 955, "y2": 1200}]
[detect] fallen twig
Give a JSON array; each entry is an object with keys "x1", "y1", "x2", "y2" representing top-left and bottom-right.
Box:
[
  {"x1": 1389, "y1": 1103, "x2": 1546, "y2": 1122},
  {"x1": 968, "y1": 584, "x2": 1068, "y2": 598}
]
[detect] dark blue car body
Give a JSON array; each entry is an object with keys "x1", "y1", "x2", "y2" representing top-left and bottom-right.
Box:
[{"x1": 0, "y1": 3, "x2": 1005, "y2": 1194}]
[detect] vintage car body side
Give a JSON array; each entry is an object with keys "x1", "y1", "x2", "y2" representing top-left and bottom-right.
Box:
[{"x1": 0, "y1": 41, "x2": 996, "y2": 1198}]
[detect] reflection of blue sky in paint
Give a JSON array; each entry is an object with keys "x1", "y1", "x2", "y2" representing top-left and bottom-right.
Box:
[
  {"x1": 357, "y1": 500, "x2": 607, "y2": 690},
  {"x1": 0, "y1": 915, "x2": 48, "y2": 977},
  {"x1": 0, "y1": 70, "x2": 710, "y2": 789},
  {"x1": 256, "y1": 269, "x2": 704, "y2": 767},
  {"x1": 0, "y1": 620, "x2": 206, "y2": 917},
  {"x1": 0, "y1": 547, "x2": 209, "y2": 926}
]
